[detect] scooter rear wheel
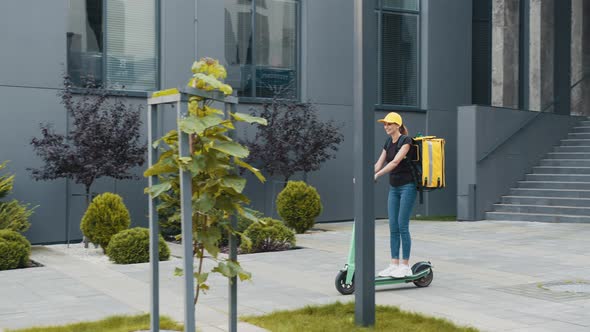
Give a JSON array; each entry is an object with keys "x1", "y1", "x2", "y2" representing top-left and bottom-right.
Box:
[
  {"x1": 411, "y1": 262, "x2": 433, "y2": 287},
  {"x1": 335, "y1": 270, "x2": 355, "y2": 295}
]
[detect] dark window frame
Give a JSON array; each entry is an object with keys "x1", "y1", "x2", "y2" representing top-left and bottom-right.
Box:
[
  {"x1": 377, "y1": 1, "x2": 421, "y2": 110},
  {"x1": 66, "y1": 0, "x2": 160, "y2": 94},
  {"x1": 225, "y1": 0, "x2": 300, "y2": 102}
]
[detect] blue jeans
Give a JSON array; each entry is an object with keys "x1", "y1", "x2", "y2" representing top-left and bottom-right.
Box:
[{"x1": 387, "y1": 183, "x2": 417, "y2": 260}]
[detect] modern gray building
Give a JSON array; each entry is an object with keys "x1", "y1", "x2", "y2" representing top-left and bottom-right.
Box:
[{"x1": 1, "y1": 0, "x2": 588, "y2": 244}]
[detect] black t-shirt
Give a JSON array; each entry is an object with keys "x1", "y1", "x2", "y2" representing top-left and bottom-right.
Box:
[{"x1": 383, "y1": 136, "x2": 414, "y2": 187}]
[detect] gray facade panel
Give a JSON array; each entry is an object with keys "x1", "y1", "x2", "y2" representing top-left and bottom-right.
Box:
[
  {"x1": 456, "y1": 106, "x2": 477, "y2": 220},
  {"x1": 0, "y1": 0, "x2": 67, "y2": 89},
  {"x1": 305, "y1": 0, "x2": 354, "y2": 105},
  {"x1": 424, "y1": 0, "x2": 472, "y2": 111},
  {"x1": 161, "y1": 0, "x2": 196, "y2": 89},
  {"x1": 0, "y1": 87, "x2": 67, "y2": 243}
]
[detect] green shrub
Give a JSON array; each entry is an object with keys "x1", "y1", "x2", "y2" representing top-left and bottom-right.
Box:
[
  {"x1": 0, "y1": 161, "x2": 35, "y2": 233},
  {"x1": 276, "y1": 181, "x2": 322, "y2": 234},
  {"x1": 107, "y1": 227, "x2": 170, "y2": 264},
  {"x1": 0, "y1": 200, "x2": 34, "y2": 233},
  {"x1": 80, "y1": 193, "x2": 131, "y2": 252},
  {"x1": 0, "y1": 229, "x2": 31, "y2": 270},
  {"x1": 240, "y1": 218, "x2": 295, "y2": 253}
]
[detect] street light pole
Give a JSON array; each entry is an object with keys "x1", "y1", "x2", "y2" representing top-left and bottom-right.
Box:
[{"x1": 353, "y1": 0, "x2": 378, "y2": 327}]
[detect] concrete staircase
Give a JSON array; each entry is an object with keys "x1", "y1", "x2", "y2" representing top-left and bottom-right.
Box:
[{"x1": 486, "y1": 117, "x2": 590, "y2": 223}]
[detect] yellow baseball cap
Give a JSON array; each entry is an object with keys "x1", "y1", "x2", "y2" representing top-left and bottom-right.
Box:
[{"x1": 377, "y1": 112, "x2": 403, "y2": 125}]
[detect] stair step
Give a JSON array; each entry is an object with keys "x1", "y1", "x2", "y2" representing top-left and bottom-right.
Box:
[
  {"x1": 571, "y1": 126, "x2": 590, "y2": 133},
  {"x1": 492, "y1": 204, "x2": 590, "y2": 216},
  {"x1": 501, "y1": 196, "x2": 590, "y2": 207},
  {"x1": 486, "y1": 212, "x2": 590, "y2": 223},
  {"x1": 568, "y1": 133, "x2": 590, "y2": 139},
  {"x1": 533, "y1": 166, "x2": 590, "y2": 174},
  {"x1": 546, "y1": 152, "x2": 590, "y2": 159},
  {"x1": 525, "y1": 173, "x2": 590, "y2": 182},
  {"x1": 554, "y1": 146, "x2": 590, "y2": 152},
  {"x1": 539, "y1": 159, "x2": 590, "y2": 167},
  {"x1": 517, "y1": 181, "x2": 590, "y2": 190},
  {"x1": 510, "y1": 188, "x2": 590, "y2": 198},
  {"x1": 561, "y1": 139, "x2": 590, "y2": 146},
  {"x1": 580, "y1": 120, "x2": 590, "y2": 126}
]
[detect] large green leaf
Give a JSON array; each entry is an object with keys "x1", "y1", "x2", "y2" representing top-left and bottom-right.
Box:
[
  {"x1": 231, "y1": 112, "x2": 268, "y2": 125},
  {"x1": 194, "y1": 192, "x2": 215, "y2": 212},
  {"x1": 211, "y1": 141, "x2": 249, "y2": 158},
  {"x1": 179, "y1": 114, "x2": 225, "y2": 135},
  {"x1": 197, "y1": 226, "x2": 221, "y2": 258},
  {"x1": 239, "y1": 206, "x2": 262, "y2": 223},
  {"x1": 194, "y1": 272, "x2": 208, "y2": 283},
  {"x1": 221, "y1": 176, "x2": 247, "y2": 193},
  {"x1": 188, "y1": 155, "x2": 206, "y2": 174},
  {"x1": 144, "y1": 158, "x2": 177, "y2": 177},
  {"x1": 227, "y1": 260, "x2": 252, "y2": 281},
  {"x1": 213, "y1": 262, "x2": 231, "y2": 277},
  {"x1": 147, "y1": 182, "x2": 172, "y2": 198},
  {"x1": 235, "y1": 158, "x2": 266, "y2": 183}
]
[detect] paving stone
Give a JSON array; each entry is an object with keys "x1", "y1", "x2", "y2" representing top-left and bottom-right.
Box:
[{"x1": 2, "y1": 220, "x2": 590, "y2": 331}]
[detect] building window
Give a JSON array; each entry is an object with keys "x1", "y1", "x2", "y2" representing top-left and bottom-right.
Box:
[
  {"x1": 380, "y1": 0, "x2": 419, "y2": 107},
  {"x1": 225, "y1": 0, "x2": 298, "y2": 100},
  {"x1": 66, "y1": 0, "x2": 158, "y2": 92}
]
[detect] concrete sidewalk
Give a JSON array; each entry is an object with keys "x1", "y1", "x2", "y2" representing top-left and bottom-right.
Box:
[{"x1": 1, "y1": 219, "x2": 590, "y2": 331}]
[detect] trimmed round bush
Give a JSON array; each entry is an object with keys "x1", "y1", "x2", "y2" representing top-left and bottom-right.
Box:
[
  {"x1": 107, "y1": 227, "x2": 170, "y2": 264},
  {"x1": 0, "y1": 229, "x2": 31, "y2": 270},
  {"x1": 80, "y1": 193, "x2": 131, "y2": 252},
  {"x1": 276, "y1": 181, "x2": 323, "y2": 234},
  {"x1": 240, "y1": 218, "x2": 296, "y2": 253}
]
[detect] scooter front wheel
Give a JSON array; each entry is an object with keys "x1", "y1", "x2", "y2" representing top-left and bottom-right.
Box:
[
  {"x1": 411, "y1": 262, "x2": 434, "y2": 287},
  {"x1": 335, "y1": 270, "x2": 355, "y2": 295}
]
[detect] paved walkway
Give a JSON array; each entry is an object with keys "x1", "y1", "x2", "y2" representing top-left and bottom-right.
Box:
[{"x1": 1, "y1": 219, "x2": 590, "y2": 331}]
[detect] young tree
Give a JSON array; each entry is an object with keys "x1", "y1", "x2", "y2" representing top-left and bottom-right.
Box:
[
  {"x1": 29, "y1": 75, "x2": 146, "y2": 244},
  {"x1": 29, "y1": 75, "x2": 146, "y2": 201},
  {"x1": 245, "y1": 99, "x2": 344, "y2": 182},
  {"x1": 146, "y1": 57, "x2": 266, "y2": 304}
]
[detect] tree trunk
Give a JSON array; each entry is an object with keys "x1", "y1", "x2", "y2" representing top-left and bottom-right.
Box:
[{"x1": 83, "y1": 185, "x2": 91, "y2": 248}]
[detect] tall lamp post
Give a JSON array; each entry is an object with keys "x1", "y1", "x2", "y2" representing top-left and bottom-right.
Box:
[{"x1": 353, "y1": 0, "x2": 378, "y2": 327}]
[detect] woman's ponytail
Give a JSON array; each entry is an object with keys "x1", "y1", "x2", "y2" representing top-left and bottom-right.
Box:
[{"x1": 400, "y1": 124, "x2": 409, "y2": 136}]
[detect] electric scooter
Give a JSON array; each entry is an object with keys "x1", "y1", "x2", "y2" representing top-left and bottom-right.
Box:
[{"x1": 335, "y1": 223, "x2": 434, "y2": 295}]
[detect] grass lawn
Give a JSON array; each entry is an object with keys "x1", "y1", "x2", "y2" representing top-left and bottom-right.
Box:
[
  {"x1": 5, "y1": 314, "x2": 183, "y2": 332},
  {"x1": 412, "y1": 215, "x2": 457, "y2": 221},
  {"x1": 242, "y1": 302, "x2": 479, "y2": 332}
]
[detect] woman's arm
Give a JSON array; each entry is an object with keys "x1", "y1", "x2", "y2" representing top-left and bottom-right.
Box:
[
  {"x1": 374, "y1": 149, "x2": 387, "y2": 173},
  {"x1": 374, "y1": 143, "x2": 410, "y2": 180}
]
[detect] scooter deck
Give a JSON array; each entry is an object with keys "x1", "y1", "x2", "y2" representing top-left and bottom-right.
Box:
[{"x1": 374, "y1": 268, "x2": 431, "y2": 286}]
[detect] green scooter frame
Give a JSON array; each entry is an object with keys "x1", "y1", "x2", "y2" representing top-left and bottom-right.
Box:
[{"x1": 335, "y1": 223, "x2": 434, "y2": 295}]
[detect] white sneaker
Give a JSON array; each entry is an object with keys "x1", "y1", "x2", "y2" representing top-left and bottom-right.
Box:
[
  {"x1": 377, "y1": 264, "x2": 398, "y2": 277},
  {"x1": 390, "y1": 264, "x2": 412, "y2": 278}
]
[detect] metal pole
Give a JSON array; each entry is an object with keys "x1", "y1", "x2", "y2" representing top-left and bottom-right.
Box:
[
  {"x1": 178, "y1": 100, "x2": 196, "y2": 332},
  {"x1": 353, "y1": 0, "x2": 377, "y2": 327},
  {"x1": 148, "y1": 104, "x2": 160, "y2": 332},
  {"x1": 226, "y1": 102, "x2": 238, "y2": 332}
]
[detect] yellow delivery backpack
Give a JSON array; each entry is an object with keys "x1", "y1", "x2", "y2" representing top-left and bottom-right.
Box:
[
  {"x1": 411, "y1": 136, "x2": 445, "y2": 189},
  {"x1": 386, "y1": 134, "x2": 446, "y2": 203}
]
